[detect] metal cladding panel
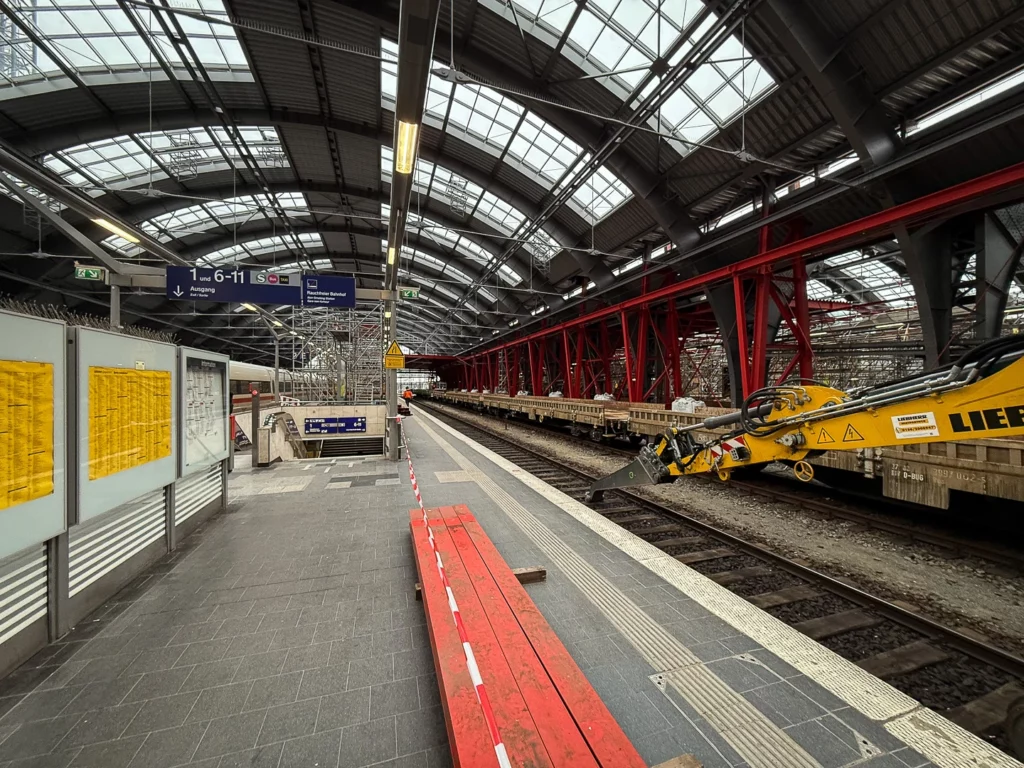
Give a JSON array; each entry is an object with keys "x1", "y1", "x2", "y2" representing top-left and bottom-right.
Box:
[
  {"x1": 0, "y1": 547, "x2": 48, "y2": 646},
  {"x1": 69, "y1": 490, "x2": 165, "y2": 598},
  {"x1": 175, "y1": 464, "x2": 222, "y2": 526},
  {"x1": 281, "y1": 125, "x2": 337, "y2": 183},
  {"x1": 313, "y1": 3, "x2": 380, "y2": 125},
  {"x1": 338, "y1": 134, "x2": 383, "y2": 190},
  {"x1": 0, "y1": 87, "x2": 106, "y2": 134},
  {"x1": 593, "y1": 198, "x2": 656, "y2": 253}
]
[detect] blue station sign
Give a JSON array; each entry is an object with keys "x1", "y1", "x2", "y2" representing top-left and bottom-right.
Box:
[
  {"x1": 302, "y1": 274, "x2": 356, "y2": 308},
  {"x1": 166, "y1": 267, "x2": 356, "y2": 308},
  {"x1": 304, "y1": 417, "x2": 366, "y2": 435}
]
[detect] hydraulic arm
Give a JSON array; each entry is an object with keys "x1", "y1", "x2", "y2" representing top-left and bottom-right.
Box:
[{"x1": 586, "y1": 336, "x2": 1024, "y2": 502}]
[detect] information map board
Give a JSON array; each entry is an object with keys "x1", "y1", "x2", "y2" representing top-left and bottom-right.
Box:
[
  {"x1": 88, "y1": 368, "x2": 172, "y2": 480},
  {"x1": 304, "y1": 417, "x2": 366, "y2": 435},
  {"x1": 181, "y1": 350, "x2": 229, "y2": 475}
]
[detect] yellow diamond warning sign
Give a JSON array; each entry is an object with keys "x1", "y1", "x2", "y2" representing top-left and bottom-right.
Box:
[{"x1": 384, "y1": 340, "x2": 405, "y2": 370}]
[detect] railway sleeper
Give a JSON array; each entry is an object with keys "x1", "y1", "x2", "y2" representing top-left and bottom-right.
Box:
[
  {"x1": 599, "y1": 507, "x2": 650, "y2": 519},
  {"x1": 793, "y1": 609, "x2": 882, "y2": 640},
  {"x1": 748, "y1": 584, "x2": 822, "y2": 610},
  {"x1": 675, "y1": 547, "x2": 736, "y2": 565},
  {"x1": 710, "y1": 566, "x2": 775, "y2": 587},
  {"x1": 947, "y1": 681, "x2": 1024, "y2": 737},
  {"x1": 628, "y1": 523, "x2": 687, "y2": 536},
  {"x1": 653, "y1": 536, "x2": 707, "y2": 550},
  {"x1": 856, "y1": 641, "x2": 950, "y2": 678}
]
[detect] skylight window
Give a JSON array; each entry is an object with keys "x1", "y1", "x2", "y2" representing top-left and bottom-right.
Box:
[
  {"x1": 102, "y1": 192, "x2": 309, "y2": 256},
  {"x1": 45, "y1": 127, "x2": 285, "y2": 193},
  {"x1": 200, "y1": 232, "x2": 322, "y2": 266},
  {"x1": 823, "y1": 250, "x2": 914, "y2": 308},
  {"x1": 381, "y1": 147, "x2": 561, "y2": 270},
  {"x1": 0, "y1": 0, "x2": 247, "y2": 92},
  {"x1": 380, "y1": 38, "x2": 631, "y2": 223}
]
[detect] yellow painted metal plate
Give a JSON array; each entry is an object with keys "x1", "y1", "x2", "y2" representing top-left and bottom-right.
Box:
[
  {"x1": 88, "y1": 367, "x2": 172, "y2": 481},
  {"x1": 0, "y1": 360, "x2": 54, "y2": 511},
  {"x1": 384, "y1": 340, "x2": 405, "y2": 370}
]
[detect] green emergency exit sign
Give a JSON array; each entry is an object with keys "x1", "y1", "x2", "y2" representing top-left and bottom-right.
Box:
[
  {"x1": 74, "y1": 265, "x2": 106, "y2": 281},
  {"x1": 399, "y1": 286, "x2": 420, "y2": 299}
]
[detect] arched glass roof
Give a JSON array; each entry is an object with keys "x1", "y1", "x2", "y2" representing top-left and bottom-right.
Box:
[
  {"x1": 0, "y1": 0, "x2": 247, "y2": 92},
  {"x1": 102, "y1": 192, "x2": 309, "y2": 255},
  {"x1": 43, "y1": 126, "x2": 286, "y2": 193},
  {"x1": 381, "y1": 39, "x2": 632, "y2": 223},
  {"x1": 381, "y1": 146, "x2": 562, "y2": 270},
  {"x1": 384, "y1": 204, "x2": 522, "y2": 287},
  {"x1": 199, "y1": 232, "x2": 323, "y2": 267},
  {"x1": 386, "y1": 240, "x2": 498, "y2": 308},
  {"x1": 483, "y1": 0, "x2": 774, "y2": 155}
]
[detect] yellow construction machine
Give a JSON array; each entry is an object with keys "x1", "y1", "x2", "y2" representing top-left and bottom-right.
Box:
[{"x1": 586, "y1": 336, "x2": 1024, "y2": 502}]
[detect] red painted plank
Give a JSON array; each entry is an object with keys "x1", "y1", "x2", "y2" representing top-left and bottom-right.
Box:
[
  {"x1": 447, "y1": 519, "x2": 602, "y2": 768},
  {"x1": 454, "y1": 505, "x2": 647, "y2": 768},
  {"x1": 426, "y1": 512, "x2": 556, "y2": 768},
  {"x1": 410, "y1": 509, "x2": 499, "y2": 768}
]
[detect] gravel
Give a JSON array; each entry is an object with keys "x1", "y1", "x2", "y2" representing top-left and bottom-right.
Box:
[
  {"x1": 818, "y1": 622, "x2": 924, "y2": 662},
  {"x1": 889, "y1": 653, "x2": 1015, "y2": 711},
  {"x1": 428, "y1": 403, "x2": 1024, "y2": 652},
  {"x1": 766, "y1": 594, "x2": 859, "y2": 624},
  {"x1": 730, "y1": 572, "x2": 806, "y2": 597}
]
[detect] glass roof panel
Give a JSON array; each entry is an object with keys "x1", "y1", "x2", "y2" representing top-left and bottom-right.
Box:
[
  {"x1": 101, "y1": 192, "x2": 309, "y2": 256},
  {"x1": 0, "y1": 0, "x2": 247, "y2": 91},
  {"x1": 200, "y1": 232, "x2": 323, "y2": 266},
  {"x1": 823, "y1": 250, "x2": 915, "y2": 308},
  {"x1": 45, "y1": 126, "x2": 286, "y2": 193},
  {"x1": 380, "y1": 38, "x2": 630, "y2": 223}
]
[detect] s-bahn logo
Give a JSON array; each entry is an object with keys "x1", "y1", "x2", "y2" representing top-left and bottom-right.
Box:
[{"x1": 949, "y1": 405, "x2": 1024, "y2": 433}]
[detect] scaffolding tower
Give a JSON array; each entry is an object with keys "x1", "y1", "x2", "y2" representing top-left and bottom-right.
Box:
[{"x1": 334, "y1": 304, "x2": 384, "y2": 403}]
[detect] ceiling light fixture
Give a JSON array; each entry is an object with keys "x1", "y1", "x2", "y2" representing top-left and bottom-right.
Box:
[
  {"x1": 93, "y1": 218, "x2": 140, "y2": 244},
  {"x1": 273, "y1": 320, "x2": 283, "y2": 327},
  {"x1": 241, "y1": 303, "x2": 257, "y2": 311},
  {"x1": 387, "y1": 246, "x2": 396, "y2": 266},
  {"x1": 394, "y1": 121, "x2": 419, "y2": 174}
]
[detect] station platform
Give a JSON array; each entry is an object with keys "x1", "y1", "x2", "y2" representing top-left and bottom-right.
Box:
[{"x1": 0, "y1": 412, "x2": 1009, "y2": 768}]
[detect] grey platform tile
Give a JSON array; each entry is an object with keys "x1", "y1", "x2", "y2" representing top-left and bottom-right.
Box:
[
  {"x1": 244, "y1": 672, "x2": 301, "y2": 712},
  {"x1": 347, "y1": 656, "x2": 395, "y2": 689},
  {"x1": 122, "y1": 646, "x2": 187, "y2": 677},
  {"x1": 280, "y1": 727, "x2": 341, "y2": 768},
  {"x1": 317, "y1": 688, "x2": 370, "y2": 732},
  {"x1": 218, "y1": 741, "x2": 283, "y2": 768},
  {"x1": 2, "y1": 748, "x2": 79, "y2": 768},
  {"x1": 127, "y1": 721, "x2": 208, "y2": 768},
  {"x1": 783, "y1": 718, "x2": 864, "y2": 768},
  {"x1": 396, "y1": 706, "x2": 447, "y2": 757},
  {"x1": 297, "y1": 665, "x2": 349, "y2": 700},
  {"x1": 193, "y1": 710, "x2": 267, "y2": 761},
  {"x1": 123, "y1": 668, "x2": 191, "y2": 703},
  {"x1": 0, "y1": 687, "x2": 82, "y2": 726},
  {"x1": 328, "y1": 636, "x2": 373, "y2": 667},
  {"x1": 57, "y1": 703, "x2": 141, "y2": 749},
  {"x1": 63, "y1": 679, "x2": 139, "y2": 714},
  {"x1": 256, "y1": 697, "x2": 320, "y2": 745},
  {"x1": 0, "y1": 713, "x2": 82, "y2": 759},
  {"x1": 634, "y1": 725, "x2": 731, "y2": 768},
  {"x1": 214, "y1": 616, "x2": 263, "y2": 640},
  {"x1": 270, "y1": 626, "x2": 316, "y2": 652},
  {"x1": 181, "y1": 658, "x2": 244, "y2": 692},
  {"x1": 66, "y1": 735, "x2": 144, "y2": 768},
  {"x1": 342, "y1": 716, "x2": 397, "y2": 766},
  {"x1": 67, "y1": 656, "x2": 137, "y2": 685},
  {"x1": 187, "y1": 681, "x2": 254, "y2": 723},
  {"x1": 174, "y1": 638, "x2": 233, "y2": 668},
  {"x1": 122, "y1": 691, "x2": 200, "y2": 736},
  {"x1": 374, "y1": 753, "x2": 429, "y2": 768},
  {"x1": 370, "y1": 678, "x2": 420, "y2": 720},
  {"x1": 742, "y1": 682, "x2": 827, "y2": 728},
  {"x1": 231, "y1": 652, "x2": 288, "y2": 684},
  {"x1": 257, "y1": 609, "x2": 302, "y2": 633},
  {"x1": 373, "y1": 629, "x2": 413, "y2": 657},
  {"x1": 282, "y1": 643, "x2": 332, "y2": 674},
  {"x1": 313, "y1": 620, "x2": 354, "y2": 644},
  {"x1": 169, "y1": 623, "x2": 220, "y2": 646},
  {"x1": 392, "y1": 651, "x2": 434, "y2": 683},
  {"x1": 828, "y1": 707, "x2": 916, "y2": 754},
  {"x1": 704, "y1": 655, "x2": 783, "y2": 694}
]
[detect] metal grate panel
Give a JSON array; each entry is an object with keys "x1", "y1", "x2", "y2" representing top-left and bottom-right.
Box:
[
  {"x1": 68, "y1": 490, "x2": 165, "y2": 598},
  {"x1": 0, "y1": 547, "x2": 47, "y2": 646},
  {"x1": 175, "y1": 464, "x2": 222, "y2": 526}
]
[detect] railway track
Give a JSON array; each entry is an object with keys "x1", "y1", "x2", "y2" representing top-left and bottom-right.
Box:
[{"x1": 421, "y1": 401, "x2": 1024, "y2": 758}]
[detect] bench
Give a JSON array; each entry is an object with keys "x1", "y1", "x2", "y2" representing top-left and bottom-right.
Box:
[{"x1": 410, "y1": 504, "x2": 648, "y2": 768}]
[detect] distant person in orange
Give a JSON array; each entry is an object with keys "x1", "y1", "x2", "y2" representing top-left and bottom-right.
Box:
[{"x1": 402, "y1": 389, "x2": 414, "y2": 403}]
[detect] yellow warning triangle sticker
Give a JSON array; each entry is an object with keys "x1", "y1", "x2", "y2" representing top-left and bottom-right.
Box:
[
  {"x1": 385, "y1": 341, "x2": 403, "y2": 356},
  {"x1": 843, "y1": 424, "x2": 865, "y2": 442},
  {"x1": 817, "y1": 427, "x2": 836, "y2": 444}
]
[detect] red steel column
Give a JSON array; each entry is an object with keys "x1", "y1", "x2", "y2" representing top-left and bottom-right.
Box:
[
  {"x1": 667, "y1": 300, "x2": 681, "y2": 402},
  {"x1": 751, "y1": 268, "x2": 772, "y2": 392},
  {"x1": 561, "y1": 329, "x2": 576, "y2": 398},
  {"x1": 732, "y1": 275, "x2": 751, "y2": 399},
  {"x1": 793, "y1": 258, "x2": 813, "y2": 381},
  {"x1": 620, "y1": 310, "x2": 634, "y2": 403}
]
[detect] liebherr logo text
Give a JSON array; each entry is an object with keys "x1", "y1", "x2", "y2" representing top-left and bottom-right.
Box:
[{"x1": 949, "y1": 405, "x2": 1024, "y2": 433}]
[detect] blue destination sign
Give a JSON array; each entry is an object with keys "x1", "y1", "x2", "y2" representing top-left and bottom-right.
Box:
[
  {"x1": 302, "y1": 274, "x2": 356, "y2": 308},
  {"x1": 305, "y1": 417, "x2": 366, "y2": 435},
  {"x1": 167, "y1": 267, "x2": 356, "y2": 307},
  {"x1": 166, "y1": 267, "x2": 301, "y2": 304}
]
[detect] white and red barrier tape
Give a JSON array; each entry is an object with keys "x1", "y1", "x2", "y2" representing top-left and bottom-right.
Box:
[{"x1": 397, "y1": 416, "x2": 512, "y2": 768}]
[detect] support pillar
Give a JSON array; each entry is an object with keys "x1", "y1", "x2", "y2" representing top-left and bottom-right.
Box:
[
  {"x1": 708, "y1": 283, "x2": 746, "y2": 406},
  {"x1": 903, "y1": 222, "x2": 955, "y2": 365},
  {"x1": 975, "y1": 213, "x2": 1022, "y2": 340}
]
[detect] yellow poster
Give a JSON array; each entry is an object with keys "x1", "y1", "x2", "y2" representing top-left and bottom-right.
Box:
[
  {"x1": 0, "y1": 360, "x2": 54, "y2": 511},
  {"x1": 88, "y1": 367, "x2": 172, "y2": 481}
]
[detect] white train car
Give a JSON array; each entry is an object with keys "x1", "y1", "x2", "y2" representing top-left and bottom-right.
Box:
[{"x1": 229, "y1": 361, "x2": 336, "y2": 408}]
